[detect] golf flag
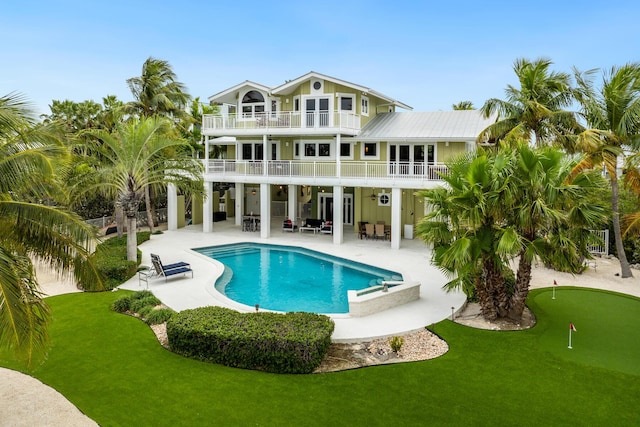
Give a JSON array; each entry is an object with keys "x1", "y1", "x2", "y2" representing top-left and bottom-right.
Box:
[
  {"x1": 553, "y1": 280, "x2": 558, "y2": 285},
  {"x1": 552, "y1": 280, "x2": 558, "y2": 299},
  {"x1": 568, "y1": 322, "x2": 576, "y2": 349}
]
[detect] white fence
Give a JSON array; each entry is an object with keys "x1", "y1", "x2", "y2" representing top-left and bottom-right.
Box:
[{"x1": 588, "y1": 229, "x2": 609, "y2": 256}]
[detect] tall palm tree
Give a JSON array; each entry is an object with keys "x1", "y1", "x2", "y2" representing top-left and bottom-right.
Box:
[
  {"x1": 479, "y1": 57, "x2": 575, "y2": 147},
  {"x1": 0, "y1": 93, "x2": 103, "y2": 366},
  {"x1": 79, "y1": 117, "x2": 204, "y2": 261},
  {"x1": 571, "y1": 63, "x2": 640, "y2": 278},
  {"x1": 126, "y1": 57, "x2": 192, "y2": 232}
]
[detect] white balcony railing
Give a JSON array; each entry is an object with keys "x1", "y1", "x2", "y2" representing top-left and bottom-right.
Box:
[
  {"x1": 205, "y1": 160, "x2": 448, "y2": 182},
  {"x1": 202, "y1": 111, "x2": 361, "y2": 132}
]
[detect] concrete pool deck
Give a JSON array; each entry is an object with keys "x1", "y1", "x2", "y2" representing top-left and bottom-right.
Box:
[{"x1": 118, "y1": 219, "x2": 466, "y2": 342}]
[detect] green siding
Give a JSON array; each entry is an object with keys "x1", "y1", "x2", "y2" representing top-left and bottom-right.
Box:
[{"x1": 437, "y1": 141, "x2": 466, "y2": 162}]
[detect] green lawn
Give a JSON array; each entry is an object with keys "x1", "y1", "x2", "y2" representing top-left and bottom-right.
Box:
[{"x1": 1, "y1": 288, "x2": 639, "y2": 426}]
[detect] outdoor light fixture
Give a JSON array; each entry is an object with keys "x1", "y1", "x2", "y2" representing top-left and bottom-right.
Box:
[{"x1": 251, "y1": 188, "x2": 257, "y2": 195}]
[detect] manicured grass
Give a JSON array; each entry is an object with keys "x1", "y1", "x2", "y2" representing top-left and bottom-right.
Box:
[{"x1": 1, "y1": 288, "x2": 639, "y2": 426}]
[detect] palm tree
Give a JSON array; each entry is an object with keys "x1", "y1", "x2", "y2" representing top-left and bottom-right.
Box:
[
  {"x1": 126, "y1": 57, "x2": 190, "y2": 121},
  {"x1": 452, "y1": 101, "x2": 474, "y2": 110},
  {"x1": 417, "y1": 143, "x2": 607, "y2": 321},
  {"x1": 79, "y1": 117, "x2": 204, "y2": 261},
  {"x1": 479, "y1": 57, "x2": 575, "y2": 147},
  {"x1": 0, "y1": 93, "x2": 103, "y2": 366},
  {"x1": 126, "y1": 57, "x2": 192, "y2": 232},
  {"x1": 571, "y1": 63, "x2": 640, "y2": 278}
]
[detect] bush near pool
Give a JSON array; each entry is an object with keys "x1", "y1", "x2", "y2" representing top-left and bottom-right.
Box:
[{"x1": 166, "y1": 306, "x2": 334, "y2": 374}]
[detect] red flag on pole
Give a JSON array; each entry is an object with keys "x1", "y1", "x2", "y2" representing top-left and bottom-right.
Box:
[
  {"x1": 553, "y1": 280, "x2": 558, "y2": 285},
  {"x1": 570, "y1": 323, "x2": 577, "y2": 332}
]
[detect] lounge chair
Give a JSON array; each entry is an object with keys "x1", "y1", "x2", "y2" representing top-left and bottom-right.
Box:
[
  {"x1": 150, "y1": 253, "x2": 193, "y2": 282},
  {"x1": 320, "y1": 221, "x2": 333, "y2": 234}
]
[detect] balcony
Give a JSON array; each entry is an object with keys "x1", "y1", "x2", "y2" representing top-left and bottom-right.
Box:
[
  {"x1": 202, "y1": 112, "x2": 361, "y2": 136},
  {"x1": 204, "y1": 160, "x2": 448, "y2": 189}
]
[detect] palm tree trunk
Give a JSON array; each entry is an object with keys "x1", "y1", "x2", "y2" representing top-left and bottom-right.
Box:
[
  {"x1": 611, "y1": 175, "x2": 633, "y2": 278},
  {"x1": 508, "y1": 253, "x2": 533, "y2": 321},
  {"x1": 126, "y1": 215, "x2": 137, "y2": 262},
  {"x1": 145, "y1": 185, "x2": 155, "y2": 233},
  {"x1": 115, "y1": 205, "x2": 125, "y2": 238}
]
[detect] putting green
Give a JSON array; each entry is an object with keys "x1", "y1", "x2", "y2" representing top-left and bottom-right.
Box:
[{"x1": 529, "y1": 287, "x2": 640, "y2": 375}]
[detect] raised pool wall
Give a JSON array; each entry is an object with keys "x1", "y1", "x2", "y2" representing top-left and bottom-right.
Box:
[{"x1": 347, "y1": 281, "x2": 421, "y2": 317}]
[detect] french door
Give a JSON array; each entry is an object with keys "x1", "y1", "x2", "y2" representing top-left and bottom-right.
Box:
[{"x1": 305, "y1": 97, "x2": 330, "y2": 128}]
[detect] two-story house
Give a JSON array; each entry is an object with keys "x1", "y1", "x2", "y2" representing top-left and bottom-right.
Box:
[{"x1": 166, "y1": 72, "x2": 495, "y2": 249}]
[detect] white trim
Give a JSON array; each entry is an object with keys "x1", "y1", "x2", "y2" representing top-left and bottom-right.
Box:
[
  {"x1": 339, "y1": 141, "x2": 354, "y2": 160},
  {"x1": 297, "y1": 139, "x2": 333, "y2": 160},
  {"x1": 311, "y1": 78, "x2": 324, "y2": 95}
]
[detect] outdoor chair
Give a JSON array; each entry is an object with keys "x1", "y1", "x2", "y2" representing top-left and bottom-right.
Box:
[
  {"x1": 150, "y1": 253, "x2": 193, "y2": 282},
  {"x1": 320, "y1": 221, "x2": 333, "y2": 234},
  {"x1": 365, "y1": 223, "x2": 375, "y2": 240},
  {"x1": 282, "y1": 218, "x2": 297, "y2": 232},
  {"x1": 375, "y1": 223, "x2": 386, "y2": 240}
]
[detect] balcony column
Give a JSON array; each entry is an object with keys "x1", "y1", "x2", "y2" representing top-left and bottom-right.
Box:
[
  {"x1": 235, "y1": 183, "x2": 244, "y2": 226},
  {"x1": 202, "y1": 181, "x2": 213, "y2": 232},
  {"x1": 167, "y1": 183, "x2": 178, "y2": 231},
  {"x1": 263, "y1": 134, "x2": 268, "y2": 176},
  {"x1": 332, "y1": 185, "x2": 343, "y2": 245},
  {"x1": 204, "y1": 136, "x2": 209, "y2": 173},
  {"x1": 336, "y1": 134, "x2": 341, "y2": 178},
  {"x1": 260, "y1": 183, "x2": 271, "y2": 239},
  {"x1": 287, "y1": 185, "x2": 297, "y2": 223},
  {"x1": 390, "y1": 187, "x2": 402, "y2": 249}
]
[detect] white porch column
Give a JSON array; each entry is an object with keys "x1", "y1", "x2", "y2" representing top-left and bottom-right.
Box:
[
  {"x1": 332, "y1": 185, "x2": 343, "y2": 245},
  {"x1": 260, "y1": 183, "x2": 271, "y2": 239},
  {"x1": 235, "y1": 183, "x2": 244, "y2": 226},
  {"x1": 391, "y1": 187, "x2": 402, "y2": 249},
  {"x1": 288, "y1": 185, "x2": 297, "y2": 223},
  {"x1": 203, "y1": 181, "x2": 213, "y2": 232},
  {"x1": 167, "y1": 183, "x2": 178, "y2": 231}
]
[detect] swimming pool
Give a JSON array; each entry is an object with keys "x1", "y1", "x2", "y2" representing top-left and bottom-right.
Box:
[{"x1": 194, "y1": 243, "x2": 402, "y2": 314}]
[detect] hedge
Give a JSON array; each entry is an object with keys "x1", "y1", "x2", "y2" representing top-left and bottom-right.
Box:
[
  {"x1": 166, "y1": 306, "x2": 334, "y2": 374},
  {"x1": 92, "y1": 231, "x2": 150, "y2": 289}
]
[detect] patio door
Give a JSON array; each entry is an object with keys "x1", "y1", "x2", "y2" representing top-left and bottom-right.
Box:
[
  {"x1": 305, "y1": 97, "x2": 330, "y2": 128},
  {"x1": 318, "y1": 193, "x2": 353, "y2": 225}
]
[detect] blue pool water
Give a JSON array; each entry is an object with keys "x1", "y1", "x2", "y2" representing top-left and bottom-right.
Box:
[{"x1": 193, "y1": 243, "x2": 402, "y2": 314}]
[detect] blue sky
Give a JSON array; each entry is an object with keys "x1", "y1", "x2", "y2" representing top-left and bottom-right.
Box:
[{"x1": 2, "y1": 0, "x2": 639, "y2": 116}]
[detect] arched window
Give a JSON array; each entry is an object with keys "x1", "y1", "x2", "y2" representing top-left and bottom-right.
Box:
[{"x1": 241, "y1": 90, "x2": 265, "y2": 118}]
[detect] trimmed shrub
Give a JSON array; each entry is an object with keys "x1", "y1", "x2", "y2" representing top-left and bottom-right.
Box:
[
  {"x1": 129, "y1": 296, "x2": 161, "y2": 313},
  {"x1": 111, "y1": 295, "x2": 132, "y2": 313},
  {"x1": 167, "y1": 306, "x2": 334, "y2": 374},
  {"x1": 92, "y1": 232, "x2": 151, "y2": 290},
  {"x1": 145, "y1": 308, "x2": 175, "y2": 325}
]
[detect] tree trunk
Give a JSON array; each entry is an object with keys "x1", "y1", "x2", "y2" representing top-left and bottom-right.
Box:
[
  {"x1": 611, "y1": 174, "x2": 633, "y2": 278},
  {"x1": 126, "y1": 216, "x2": 137, "y2": 262},
  {"x1": 145, "y1": 185, "x2": 155, "y2": 233},
  {"x1": 115, "y1": 205, "x2": 125, "y2": 238},
  {"x1": 508, "y1": 253, "x2": 533, "y2": 321},
  {"x1": 477, "y1": 257, "x2": 506, "y2": 321}
]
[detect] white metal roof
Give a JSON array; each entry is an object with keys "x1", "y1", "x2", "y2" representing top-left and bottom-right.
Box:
[{"x1": 354, "y1": 111, "x2": 497, "y2": 141}]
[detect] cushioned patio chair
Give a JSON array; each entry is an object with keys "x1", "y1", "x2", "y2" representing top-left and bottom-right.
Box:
[
  {"x1": 320, "y1": 221, "x2": 333, "y2": 234},
  {"x1": 150, "y1": 253, "x2": 193, "y2": 282},
  {"x1": 282, "y1": 218, "x2": 298, "y2": 232},
  {"x1": 375, "y1": 223, "x2": 386, "y2": 240},
  {"x1": 365, "y1": 223, "x2": 375, "y2": 240}
]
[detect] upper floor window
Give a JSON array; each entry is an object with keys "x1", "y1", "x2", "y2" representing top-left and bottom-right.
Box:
[
  {"x1": 241, "y1": 90, "x2": 265, "y2": 118},
  {"x1": 338, "y1": 94, "x2": 355, "y2": 112},
  {"x1": 361, "y1": 96, "x2": 369, "y2": 116}
]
